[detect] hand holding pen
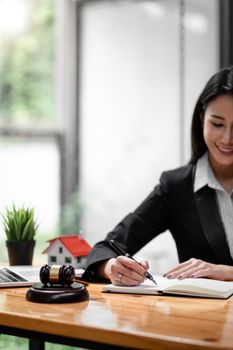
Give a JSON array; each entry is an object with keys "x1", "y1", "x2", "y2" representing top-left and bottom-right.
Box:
[{"x1": 108, "y1": 239, "x2": 157, "y2": 286}]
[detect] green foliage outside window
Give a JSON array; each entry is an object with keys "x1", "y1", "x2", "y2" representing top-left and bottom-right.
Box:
[{"x1": 0, "y1": 0, "x2": 55, "y2": 126}]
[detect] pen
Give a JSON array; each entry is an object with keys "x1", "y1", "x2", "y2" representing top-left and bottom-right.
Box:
[{"x1": 108, "y1": 239, "x2": 157, "y2": 286}]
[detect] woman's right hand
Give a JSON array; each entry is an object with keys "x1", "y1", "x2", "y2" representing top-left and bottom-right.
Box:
[{"x1": 99, "y1": 256, "x2": 149, "y2": 286}]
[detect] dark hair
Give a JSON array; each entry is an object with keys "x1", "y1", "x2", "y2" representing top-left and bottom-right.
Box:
[{"x1": 190, "y1": 66, "x2": 233, "y2": 163}]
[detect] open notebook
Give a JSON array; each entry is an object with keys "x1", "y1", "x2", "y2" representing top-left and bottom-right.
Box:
[
  {"x1": 0, "y1": 266, "x2": 40, "y2": 287},
  {"x1": 103, "y1": 275, "x2": 233, "y2": 299}
]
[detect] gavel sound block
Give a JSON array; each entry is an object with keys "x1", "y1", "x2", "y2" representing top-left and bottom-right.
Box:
[{"x1": 26, "y1": 264, "x2": 89, "y2": 303}]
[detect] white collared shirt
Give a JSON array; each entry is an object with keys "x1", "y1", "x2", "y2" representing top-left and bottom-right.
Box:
[{"x1": 194, "y1": 152, "x2": 233, "y2": 258}]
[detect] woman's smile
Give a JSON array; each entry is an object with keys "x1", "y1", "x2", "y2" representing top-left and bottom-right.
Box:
[{"x1": 216, "y1": 144, "x2": 233, "y2": 154}]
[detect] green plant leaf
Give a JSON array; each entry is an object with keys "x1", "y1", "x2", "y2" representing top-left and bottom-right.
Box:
[{"x1": 1, "y1": 205, "x2": 38, "y2": 241}]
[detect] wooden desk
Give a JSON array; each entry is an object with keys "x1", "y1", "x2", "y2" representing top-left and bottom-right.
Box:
[{"x1": 0, "y1": 283, "x2": 232, "y2": 350}]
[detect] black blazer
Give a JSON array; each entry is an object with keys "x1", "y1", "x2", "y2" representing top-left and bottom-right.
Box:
[{"x1": 83, "y1": 163, "x2": 233, "y2": 281}]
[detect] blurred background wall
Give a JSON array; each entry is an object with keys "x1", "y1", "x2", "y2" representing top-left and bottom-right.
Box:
[{"x1": 0, "y1": 0, "x2": 227, "y2": 273}]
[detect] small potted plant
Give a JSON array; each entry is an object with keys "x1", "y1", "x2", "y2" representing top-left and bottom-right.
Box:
[{"x1": 1, "y1": 205, "x2": 39, "y2": 265}]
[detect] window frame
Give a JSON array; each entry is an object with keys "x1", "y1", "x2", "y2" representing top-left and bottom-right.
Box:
[{"x1": 219, "y1": 0, "x2": 233, "y2": 67}]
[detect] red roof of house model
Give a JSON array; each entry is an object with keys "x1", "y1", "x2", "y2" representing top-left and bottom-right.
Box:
[{"x1": 43, "y1": 235, "x2": 92, "y2": 257}]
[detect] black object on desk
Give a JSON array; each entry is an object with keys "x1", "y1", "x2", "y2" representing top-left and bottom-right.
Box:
[
  {"x1": 26, "y1": 282, "x2": 89, "y2": 303},
  {"x1": 26, "y1": 264, "x2": 89, "y2": 303}
]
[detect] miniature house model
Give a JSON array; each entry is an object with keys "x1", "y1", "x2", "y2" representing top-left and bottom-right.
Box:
[{"x1": 43, "y1": 235, "x2": 92, "y2": 268}]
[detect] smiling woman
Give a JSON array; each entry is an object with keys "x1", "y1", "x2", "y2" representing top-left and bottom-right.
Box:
[{"x1": 83, "y1": 66, "x2": 233, "y2": 286}]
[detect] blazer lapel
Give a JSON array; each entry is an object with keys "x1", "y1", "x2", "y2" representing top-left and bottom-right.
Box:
[{"x1": 194, "y1": 186, "x2": 233, "y2": 264}]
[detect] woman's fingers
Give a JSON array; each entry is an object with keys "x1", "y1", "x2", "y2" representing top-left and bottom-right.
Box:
[
  {"x1": 140, "y1": 260, "x2": 149, "y2": 270},
  {"x1": 109, "y1": 256, "x2": 149, "y2": 286},
  {"x1": 164, "y1": 258, "x2": 199, "y2": 276},
  {"x1": 164, "y1": 258, "x2": 212, "y2": 279}
]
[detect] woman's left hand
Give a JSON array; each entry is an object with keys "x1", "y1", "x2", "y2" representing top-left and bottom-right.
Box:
[{"x1": 164, "y1": 258, "x2": 233, "y2": 281}]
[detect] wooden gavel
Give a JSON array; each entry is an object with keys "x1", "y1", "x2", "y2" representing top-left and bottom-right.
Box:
[{"x1": 40, "y1": 264, "x2": 75, "y2": 286}]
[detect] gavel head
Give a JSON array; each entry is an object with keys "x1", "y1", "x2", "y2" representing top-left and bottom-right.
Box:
[{"x1": 40, "y1": 264, "x2": 75, "y2": 286}]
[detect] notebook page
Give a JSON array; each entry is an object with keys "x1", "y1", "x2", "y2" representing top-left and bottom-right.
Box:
[{"x1": 154, "y1": 276, "x2": 233, "y2": 296}]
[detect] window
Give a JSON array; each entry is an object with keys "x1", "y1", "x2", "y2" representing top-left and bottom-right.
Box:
[
  {"x1": 50, "y1": 256, "x2": 57, "y2": 263},
  {"x1": 59, "y1": 247, "x2": 63, "y2": 254},
  {"x1": 65, "y1": 257, "x2": 72, "y2": 264},
  {"x1": 0, "y1": 0, "x2": 79, "y2": 265},
  {"x1": 77, "y1": 256, "x2": 81, "y2": 263}
]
